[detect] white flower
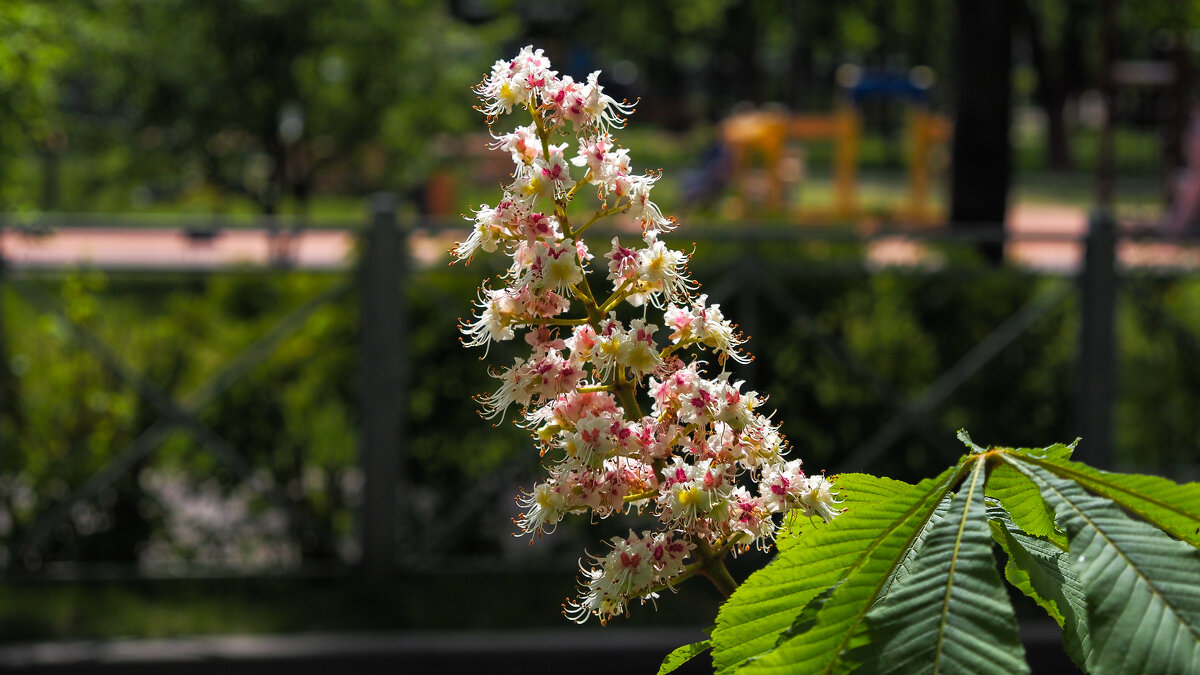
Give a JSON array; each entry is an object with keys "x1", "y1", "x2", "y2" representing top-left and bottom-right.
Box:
[
  {"x1": 617, "y1": 319, "x2": 661, "y2": 377},
  {"x1": 510, "y1": 170, "x2": 552, "y2": 206},
  {"x1": 516, "y1": 481, "x2": 568, "y2": 536},
  {"x1": 476, "y1": 58, "x2": 524, "y2": 117},
  {"x1": 564, "y1": 531, "x2": 691, "y2": 624},
  {"x1": 580, "y1": 71, "x2": 635, "y2": 130},
  {"x1": 512, "y1": 45, "x2": 554, "y2": 85},
  {"x1": 606, "y1": 236, "x2": 639, "y2": 287},
  {"x1": 572, "y1": 134, "x2": 610, "y2": 175},
  {"x1": 626, "y1": 173, "x2": 675, "y2": 233},
  {"x1": 663, "y1": 295, "x2": 750, "y2": 364},
  {"x1": 463, "y1": 46, "x2": 840, "y2": 625},
  {"x1": 451, "y1": 204, "x2": 505, "y2": 263},
  {"x1": 740, "y1": 423, "x2": 787, "y2": 471},
  {"x1": 727, "y1": 486, "x2": 776, "y2": 549},
  {"x1": 797, "y1": 474, "x2": 844, "y2": 522},
  {"x1": 530, "y1": 143, "x2": 575, "y2": 198},
  {"x1": 635, "y1": 235, "x2": 695, "y2": 308},
  {"x1": 532, "y1": 239, "x2": 584, "y2": 294},
  {"x1": 760, "y1": 459, "x2": 806, "y2": 513},
  {"x1": 477, "y1": 357, "x2": 532, "y2": 421},
  {"x1": 565, "y1": 324, "x2": 599, "y2": 362},
  {"x1": 489, "y1": 124, "x2": 541, "y2": 176},
  {"x1": 476, "y1": 46, "x2": 556, "y2": 118},
  {"x1": 658, "y1": 457, "x2": 731, "y2": 528},
  {"x1": 590, "y1": 315, "x2": 626, "y2": 381},
  {"x1": 560, "y1": 414, "x2": 616, "y2": 470},
  {"x1": 703, "y1": 375, "x2": 760, "y2": 432},
  {"x1": 460, "y1": 286, "x2": 519, "y2": 352}
]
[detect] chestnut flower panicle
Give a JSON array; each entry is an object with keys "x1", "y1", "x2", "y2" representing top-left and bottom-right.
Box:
[{"x1": 454, "y1": 46, "x2": 844, "y2": 624}]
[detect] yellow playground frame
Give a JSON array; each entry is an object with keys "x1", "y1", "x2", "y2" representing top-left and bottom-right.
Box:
[{"x1": 721, "y1": 103, "x2": 951, "y2": 224}]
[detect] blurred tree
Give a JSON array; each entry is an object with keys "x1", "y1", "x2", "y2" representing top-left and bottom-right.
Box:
[
  {"x1": 567, "y1": 0, "x2": 957, "y2": 125},
  {"x1": 0, "y1": 5, "x2": 73, "y2": 484},
  {"x1": 1017, "y1": 0, "x2": 1091, "y2": 172},
  {"x1": 0, "y1": 4, "x2": 68, "y2": 211},
  {"x1": 65, "y1": 0, "x2": 511, "y2": 213}
]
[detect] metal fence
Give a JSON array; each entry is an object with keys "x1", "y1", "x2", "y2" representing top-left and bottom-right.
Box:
[{"x1": 1, "y1": 201, "x2": 1198, "y2": 585}]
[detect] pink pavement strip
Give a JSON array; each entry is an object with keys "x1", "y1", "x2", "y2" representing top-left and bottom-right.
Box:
[
  {"x1": 1004, "y1": 203, "x2": 1087, "y2": 272},
  {"x1": 1006, "y1": 204, "x2": 1200, "y2": 271},
  {"x1": 1, "y1": 208, "x2": 1197, "y2": 272},
  {"x1": 868, "y1": 204, "x2": 1200, "y2": 272},
  {"x1": 0, "y1": 228, "x2": 357, "y2": 270}
]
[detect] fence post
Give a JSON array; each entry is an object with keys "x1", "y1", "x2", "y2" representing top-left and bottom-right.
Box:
[
  {"x1": 358, "y1": 193, "x2": 406, "y2": 584},
  {"x1": 1078, "y1": 209, "x2": 1116, "y2": 468},
  {"x1": 0, "y1": 225, "x2": 8, "y2": 449}
]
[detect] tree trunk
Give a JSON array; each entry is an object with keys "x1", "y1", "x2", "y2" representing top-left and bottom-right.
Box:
[
  {"x1": 39, "y1": 149, "x2": 60, "y2": 211},
  {"x1": 728, "y1": 4, "x2": 760, "y2": 105},
  {"x1": 1019, "y1": 1, "x2": 1072, "y2": 171},
  {"x1": 949, "y1": 0, "x2": 1013, "y2": 264},
  {"x1": 0, "y1": 250, "x2": 20, "y2": 461},
  {"x1": 787, "y1": 3, "x2": 811, "y2": 110}
]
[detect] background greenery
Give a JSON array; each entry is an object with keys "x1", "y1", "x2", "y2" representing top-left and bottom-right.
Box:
[
  {"x1": 1, "y1": 0, "x2": 1192, "y2": 216},
  {"x1": 2, "y1": 0, "x2": 1200, "y2": 646},
  {"x1": 2, "y1": 242, "x2": 1199, "y2": 640}
]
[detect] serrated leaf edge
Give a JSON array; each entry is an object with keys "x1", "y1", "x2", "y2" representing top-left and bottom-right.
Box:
[
  {"x1": 1005, "y1": 455, "x2": 1200, "y2": 649},
  {"x1": 738, "y1": 461, "x2": 970, "y2": 674},
  {"x1": 1023, "y1": 456, "x2": 1200, "y2": 544}
]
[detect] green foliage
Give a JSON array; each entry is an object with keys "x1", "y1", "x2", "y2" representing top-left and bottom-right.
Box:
[
  {"x1": 1012, "y1": 462, "x2": 1200, "y2": 674},
  {"x1": 658, "y1": 640, "x2": 711, "y2": 675},
  {"x1": 9, "y1": 1, "x2": 513, "y2": 212},
  {"x1": 984, "y1": 461, "x2": 1067, "y2": 545},
  {"x1": 1, "y1": 272, "x2": 358, "y2": 564},
  {"x1": 705, "y1": 433, "x2": 1200, "y2": 674},
  {"x1": 777, "y1": 473, "x2": 914, "y2": 551},
  {"x1": 710, "y1": 464, "x2": 961, "y2": 673},
  {"x1": 0, "y1": 3, "x2": 69, "y2": 209},
  {"x1": 1020, "y1": 457, "x2": 1200, "y2": 548},
  {"x1": 988, "y1": 508, "x2": 1089, "y2": 664},
  {"x1": 0, "y1": 268, "x2": 538, "y2": 568},
  {"x1": 5, "y1": 251, "x2": 1199, "y2": 577},
  {"x1": 849, "y1": 458, "x2": 1027, "y2": 675}
]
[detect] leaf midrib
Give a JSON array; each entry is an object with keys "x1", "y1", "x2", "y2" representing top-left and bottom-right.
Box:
[
  {"x1": 721, "y1": 511, "x2": 924, "y2": 672},
  {"x1": 736, "y1": 501, "x2": 933, "y2": 672},
  {"x1": 933, "y1": 456, "x2": 985, "y2": 675},
  {"x1": 810, "y1": 463, "x2": 968, "y2": 675}
]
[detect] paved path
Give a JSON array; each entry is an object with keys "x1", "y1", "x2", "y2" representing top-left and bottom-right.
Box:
[
  {"x1": 1, "y1": 227, "x2": 355, "y2": 271},
  {"x1": 1005, "y1": 204, "x2": 1087, "y2": 271},
  {"x1": 0, "y1": 623, "x2": 1074, "y2": 674},
  {"x1": 871, "y1": 204, "x2": 1199, "y2": 272},
  {"x1": 0, "y1": 628, "x2": 713, "y2": 674},
  {"x1": 1, "y1": 207, "x2": 1196, "y2": 272}
]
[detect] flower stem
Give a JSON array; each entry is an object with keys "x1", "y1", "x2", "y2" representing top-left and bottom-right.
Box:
[
  {"x1": 702, "y1": 557, "x2": 739, "y2": 598},
  {"x1": 622, "y1": 490, "x2": 658, "y2": 503},
  {"x1": 614, "y1": 378, "x2": 644, "y2": 419},
  {"x1": 516, "y1": 316, "x2": 589, "y2": 327},
  {"x1": 565, "y1": 168, "x2": 592, "y2": 204},
  {"x1": 692, "y1": 539, "x2": 740, "y2": 597},
  {"x1": 598, "y1": 279, "x2": 633, "y2": 314},
  {"x1": 575, "y1": 202, "x2": 631, "y2": 239}
]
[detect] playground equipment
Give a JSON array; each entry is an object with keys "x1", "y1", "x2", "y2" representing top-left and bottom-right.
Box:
[
  {"x1": 722, "y1": 107, "x2": 860, "y2": 219},
  {"x1": 720, "y1": 66, "x2": 951, "y2": 224}
]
